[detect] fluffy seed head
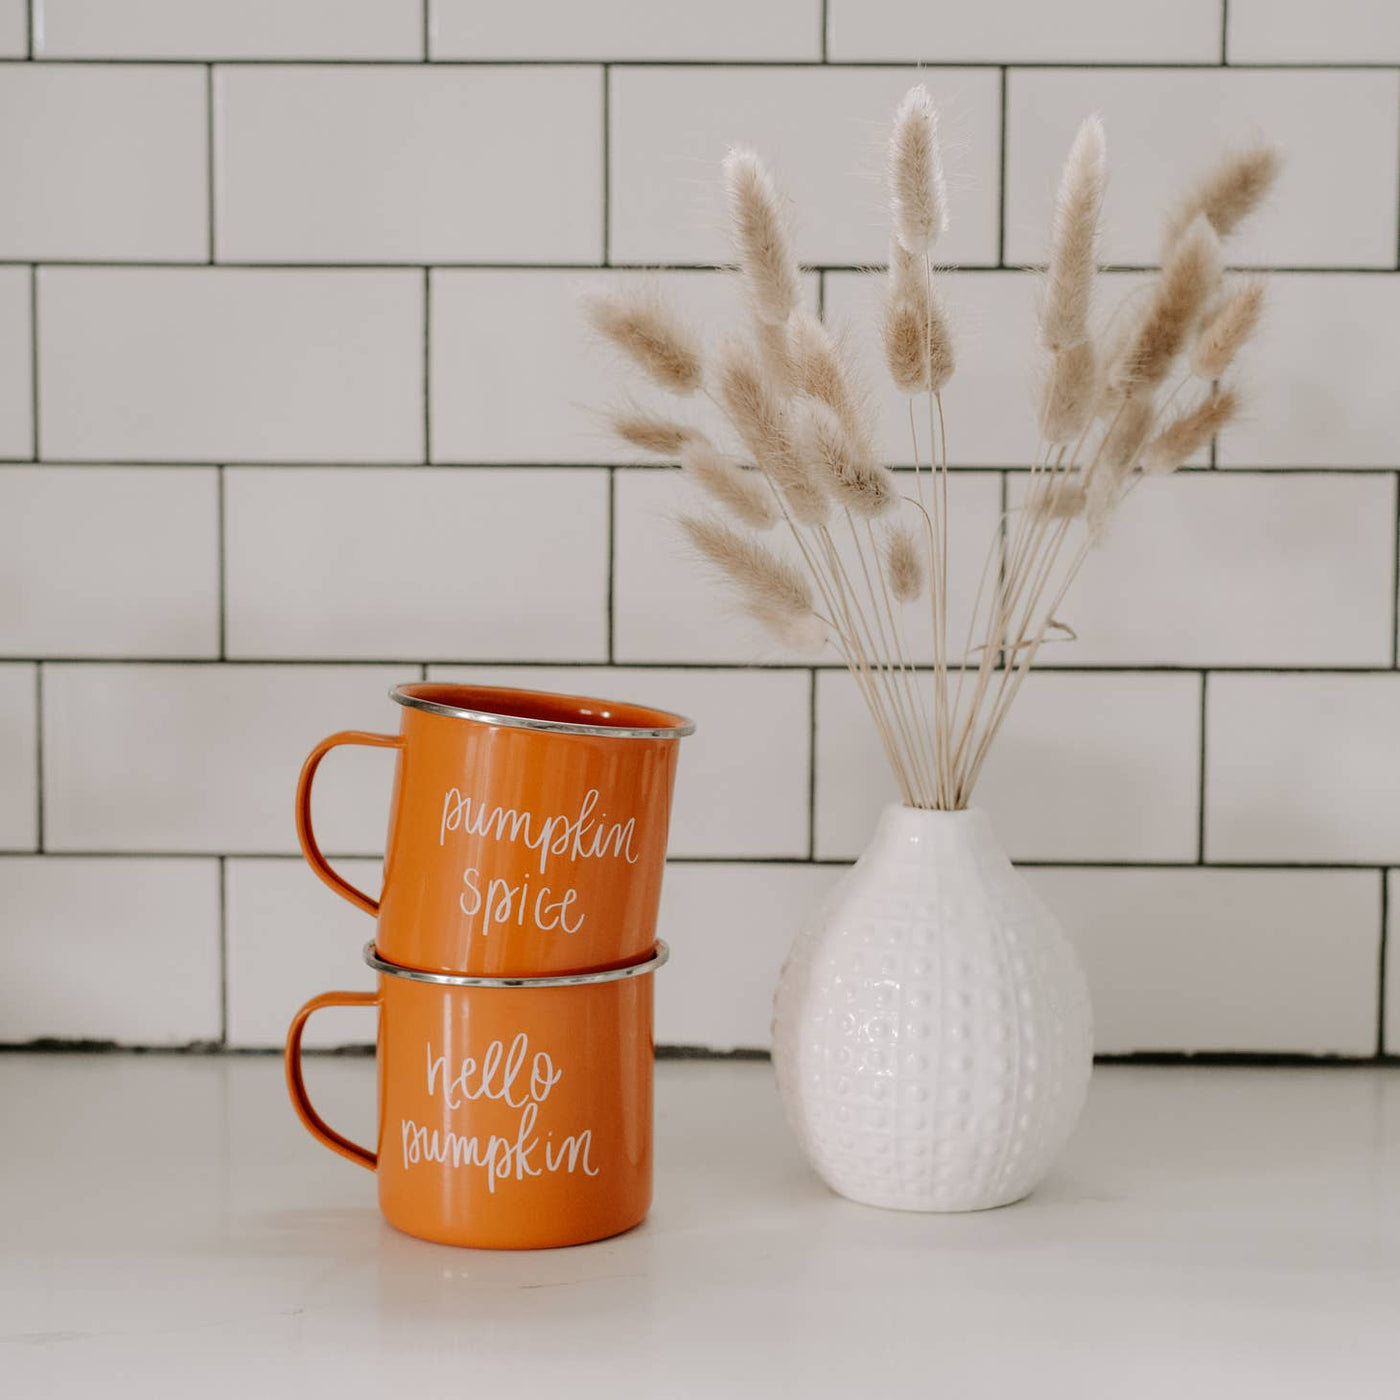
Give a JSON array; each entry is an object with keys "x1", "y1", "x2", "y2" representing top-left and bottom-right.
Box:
[
  {"x1": 583, "y1": 288, "x2": 703, "y2": 394},
  {"x1": 788, "y1": 310, "x2": 864, "y2": 431},
  {"x1": 1039, "y1": 340, "x2": 1100, "y2": 444},
  {"x1": 1041, "y1": 114, "x2": 1105, "y2": 353},
  {"x1": 723, "y1": 147, "x2": 801, "y2": 327},
  {"x1": 680, "y1": 514, "x2": 825, "y2": 651},
  {"x1": 884, "y1": 523, "x2": 926, "y2": 603},
  {"x1": 794, "y1": 399, "x2": 896, "y2": 518},
  {"x1": 889, "y1": 85, "x2": 948, "y2": 254},
  {"x1": 882, "y1": 244, "x2": 955, "y2": 394},
  {"x1": 716, "y1": 344, "x2": 827, "y2": 524},
  {"x1": 681, "y1": 442, "x2": 777, "y2": 529},
  {"x1": 1191, "y1": 280, "x2": 1265, "y2": 381},
  {"x1": 1099, "y1": 393, "x2": 1156, "y2": 470},
  {"x1": 608, "y1": 408, "x2": 704, "y2": 458},
  {"x1": 1111, "y1": 215, "x2": 1221, "y2": 394},
  {"x1": 1141, "y1": 387, "x2": 1239, "y2": 474},
  {"x1": 1162, "y1": 144, "x2": 1282, "y2": 259}
]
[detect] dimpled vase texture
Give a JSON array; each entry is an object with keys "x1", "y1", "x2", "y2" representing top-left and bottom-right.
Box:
[{"x1": 772, "y1": 805, "x2": 1092, "y2": 1212}]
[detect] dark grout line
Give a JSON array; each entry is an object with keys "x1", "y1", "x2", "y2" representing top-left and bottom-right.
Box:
[
  {"x1": 421, "y1": 0, "x2": 431, "y2": 62},
  {"x1": 819, "y1": 0, "x2": 829, "y2": 63},
  {"x1": 1378, "y1": 870, "x2": 1390, "y2": 1055},
  {"x1": 24, "y1": 0, "x2": 31, "y2": 59},
  {"x1": 33, "y1": 664, "x2": 43, "y2": 851},
  {"x1": 1392, "y1": 471, "x2": 1400, "y2": 667},
  {"x1": 28, "y1": 265, "x2": 38, "y2": 459},
  {"x1": 601, "y1": 65, "x2": 611, "y2": 265},
  {"x1": 217, "y1": 856, "x2": 228, "y2": 1046},
  {"x1": 204, "y1": 65, "x2": 215, "y2": 263},
  {"x1": 422, "y1": 267, "x2": 432, "y2": 461},
  {"x1": 6, "y1": 57, "x2": 1398, "y2": 70},
  {"x1": 606, "y1": 467, "x2": 616, "y2": 662},
  {"x1": 1197, "y1": 671, "x2": 1208, "y2": 862},
  {"x1": 216, "y1": 466, "x2": 226, "y2": 658},
  {"x1": 807, "y1": 668, "x2": 817, "y2": 859},
  {"x1": 1220, "y1": 0, "x2": 1230, "y2": 65},
  {"x1": 996, "y1": 67, "x2": 1008, "y2": 267}
]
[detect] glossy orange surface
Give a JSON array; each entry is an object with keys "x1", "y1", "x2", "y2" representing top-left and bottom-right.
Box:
[
  {"x1": 285, "y1": 965, "x2": 655, "y2": 1250},
  {"x1": 296, "y1": 682, "x2": 690, "y2": 976}
]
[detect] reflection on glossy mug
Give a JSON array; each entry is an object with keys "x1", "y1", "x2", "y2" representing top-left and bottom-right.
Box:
[
  {"x1": 297, "y1": 683, "x2": 693, "y2": 976},
  {"x1": 285, "y1": 942, "x2": 667, "y2": 1250}
]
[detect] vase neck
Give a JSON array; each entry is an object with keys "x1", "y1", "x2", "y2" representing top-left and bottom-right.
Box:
[{"x1": 862, "y1": 804, "x2": 1005, "y2": 868}]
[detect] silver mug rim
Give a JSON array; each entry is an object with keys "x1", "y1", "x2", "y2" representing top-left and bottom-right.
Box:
[
  {"x1": 392, "y1": 683, "x2": 695, "y2": 740},
  {"x1": 362, "y1": 940, "x2": 670, "y2": 989}
]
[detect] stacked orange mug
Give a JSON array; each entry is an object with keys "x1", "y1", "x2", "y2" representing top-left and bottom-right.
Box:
[{"x1": 284, "y1": 682, "x2": 693, "y2": 1249}]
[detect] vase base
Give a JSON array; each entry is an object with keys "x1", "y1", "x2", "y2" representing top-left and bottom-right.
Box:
[{"x1": 823, "y1": 1179, "x2": 1036, "y2": 1214}]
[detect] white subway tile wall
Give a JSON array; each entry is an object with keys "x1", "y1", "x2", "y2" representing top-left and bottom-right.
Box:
[{"x1": 2, "y1": 2, "x2": 1397, "y2": 1060}]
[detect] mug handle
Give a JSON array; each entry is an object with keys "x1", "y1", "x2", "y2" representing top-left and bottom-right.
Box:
[
  {"x1": 285, "y1": 990, "x2": 379, "y2": 1172},
  {"x1": 295, "y1": 730, "x2": 402, "y2": 917}
]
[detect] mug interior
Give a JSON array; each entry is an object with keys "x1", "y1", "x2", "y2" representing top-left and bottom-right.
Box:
[{"x1": 392, "y1": 682, "x2": 694, "y2": 738}]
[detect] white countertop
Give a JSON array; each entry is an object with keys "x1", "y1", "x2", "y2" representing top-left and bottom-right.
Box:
[{"x1": 3, "y1": 1054, "x2": 1398, "y2": 1399}]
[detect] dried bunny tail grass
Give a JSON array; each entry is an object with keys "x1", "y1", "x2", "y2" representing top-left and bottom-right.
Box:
[
  {"x1": 608, "y1": 407, "x2": 705, "y2": 458},
  {"x1": 1041, "y1": 113, "x2": 1106, "y2": 353},
  {"x1": 716, "y1": 344, "x2": 827, "y2": 524},
  {"x1": 583, "y1": 288, "x2": 703, "y2": 394},
  {"x1": 1140, "y1": 386, "x2": 1239, "y2": 474},
  {"x1": 884, "y1": 522, "x2": 926, "y2": 603},
  {"x1": 788, "y1": 310, "x2": 864, "y2": 430},
  {"x1": 754, "y1": 316, "x2": 794, "y2": 391},
  {"x1": 680, "y1": 514, "x2": 826, "y2": 651},
  {"x1": 1162, "y1": 144, "x2": 1281, "y2": 259},
  {"x1": 1192, "y1": 279, "x2": 1265, "y2": 381},
  {"x1": 680, "y1": 442, "x2": 777, "y2": 529},
  {"x1": 794, "y1": 399, "x2": 896, "y2": 518},
  {"x1": 724, "y1": 147, "x2": 801, "y2": 327},
  {"x1": 883, "y1": 244, "x2": 955, "y2": 394},
  {"x1": 1083, "y1": 456, "x2": 1128, "y2": 542},
  {"x1": 889, "y1": 85, "x2": 948, "y2": 254},
  {"x1": 1031, "y1": 479, "x2": 1087, "y2": 521},
  {"x1": 1099, "y1": 392, "x2": 1155, "y2": 469},
  {"x1": 1039, "y1": 340, "x2": 1100, "y2": 444},
  {"x1": 1110, "y1": 214, "x2": 1221, "y2": 395}
]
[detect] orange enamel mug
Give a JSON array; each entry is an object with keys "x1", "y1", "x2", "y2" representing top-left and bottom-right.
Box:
[
  {"x1": 286, "y1": 941, "x2": 667, "y2": 1250},
  {"x1": 297, "y1": 683, "x2": 693, "y2": 976}
]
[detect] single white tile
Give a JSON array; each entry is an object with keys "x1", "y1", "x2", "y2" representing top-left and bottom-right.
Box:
[
  {"x1": 426, "y1": 664, "x2": 812, "y2": 857},
  {"x1": 43, "y1": 663, "x2": 409, "y2": 855},
  {"x1": 1034, "y1": 473, "x2": 1396, "y2": 667},
  {"x1": 1207, "y1": 675, "x2": 1400, "y2": 864},
  {"x1": 36, "y1": 0, "x2": 422, "y2": 58},
  {"x1": 0, "y1": 65, "x2": 207, "y2": 261},
  {"x1": 0, "y1": 663, "x2": 36, "y2": 848},
  {"x1": 0, "y1": 856, "x2": 220, "y2": 1043},
  {"x1": 614, "y1": 467, "x2": 1002, "y2": 664},
  {"x1": 216, "y1": 66, "x2": 602, "y2": 264},
  {"x1": 0, "y1": 466, "x2": 219, "y2": 657},
  {"x1": 431, "y1": 0, "x2": 821, "y2": 59},
  {"x1": 0, "y1": 267, "x2": 30, "y2": 460},
  {"x1": 1217, "y1": 274, "x2": 1400, "y2": 468},
  {"x1": 655, "y1": 861, "x2": 844, "y2": 1049},
  {"x1": 225, "y1": 858, "x2": 380, "y2": 1049},
  {"x1": 1006, "y1": 69, "x2": 1399, "y2": 269},
  {"x1": 815, "y1": 670, "x2": 1200, "y2": 862},
  {"x1": 430, "y1": 268, "x2": 815, "y2": 464},
  {"x1": 1386, "y1": 872, "x2": 1399, "y2": 1055},
  {"x1": 38, "y1": 268, "x2": 423, "y2": 463},
  {"x1": 1228, "y1": 0, "x2": 1400, "y2": 63},
  {"x1": 225, "y1": 468, "x2": 608, "y2": 661},
  {"x1": 830, "y1": 0, "x2": 1223, "y2": 61},
  {"x1": 0, "y1": 0, "x2": 26, "y2": 55},
  {"x1": 1028, "y1": 867, "x2": 1380, "y2": 1055},
  {"x1": 610, "y1": 66, "x2": 1000, "y2": 268}
]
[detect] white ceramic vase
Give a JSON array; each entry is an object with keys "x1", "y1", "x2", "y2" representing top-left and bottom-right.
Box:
[{"x1": 772, "y1": 804, "x2": 1092, "y2": 1212}]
